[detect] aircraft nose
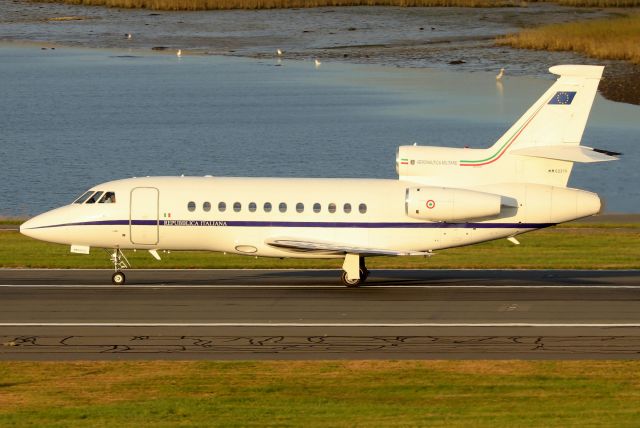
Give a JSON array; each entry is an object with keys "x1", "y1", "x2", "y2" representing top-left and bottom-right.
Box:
[{"x1": 20, "y1": 215, "x2": 43, "y2": 239}]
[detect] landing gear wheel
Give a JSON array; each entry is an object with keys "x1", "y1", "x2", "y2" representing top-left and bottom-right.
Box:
[
  {"x1": 112, "y1": 271, "x2": 126, "y2": 286},
  {"x1": 341, "y1": 271, "x2": 362, "y2": 288}
]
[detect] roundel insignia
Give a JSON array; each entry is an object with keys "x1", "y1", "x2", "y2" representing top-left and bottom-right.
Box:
[{"x1": 426, "y1": 199, "x2": 435, "y2": 209}]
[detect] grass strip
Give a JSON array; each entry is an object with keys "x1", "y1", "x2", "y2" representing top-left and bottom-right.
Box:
[
  {"x1": 498, "y1": 13, "x2": 640, "y2": 64},
  {"x1": 1, "y1": 361, "x2": 640, "y2": 427},
  {"x1": 1, "y1": 225, "x2": 638, "y2": 269}
]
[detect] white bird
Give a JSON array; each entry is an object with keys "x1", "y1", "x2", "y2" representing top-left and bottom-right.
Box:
[
  {"x1": 496, "y1": 68, "x2": 505, "y2": 80},
  {"x1": 176, "y1": 49, "x2": 182, "y2": 58},
  {"x1": 125, "y1": 33, "x2": 132, "y2": 40},
  {"x1": 314, "y1": 58, "x2": 321, "y2": 68},
  {"x1": 276, "y1": 48, "x2": 283, "y2": 56}
]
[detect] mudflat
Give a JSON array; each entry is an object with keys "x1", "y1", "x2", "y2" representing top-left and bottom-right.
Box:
[{"x1": 2, "y1": 1, "x2": 639, "y2": 103}]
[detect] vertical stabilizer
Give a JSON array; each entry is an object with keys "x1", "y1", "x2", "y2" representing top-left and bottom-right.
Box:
[
  {"x1": 397, "y1": 65, "x2": 612, "y2": 188},
  {"x1": 489, "y1": 65, "x2": 603, "y2": 155}
]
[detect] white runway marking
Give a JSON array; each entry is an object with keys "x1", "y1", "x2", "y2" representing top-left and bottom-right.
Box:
[
  {"x1": 2, "y1": 322, "x2": 640, "y2": 327},
  {"x1": 1, "y1": 284, "x2": 640, "y2": 289}
]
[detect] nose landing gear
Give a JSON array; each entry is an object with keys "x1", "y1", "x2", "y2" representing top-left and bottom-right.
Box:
[
  {"x1": 108, "y1": 248, "x2": 130, "y2": 285},
  {"x1": 112, "y1": 271, "x2": 126, "y2": 286}
]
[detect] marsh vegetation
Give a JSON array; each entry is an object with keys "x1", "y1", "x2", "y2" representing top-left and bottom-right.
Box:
[
  {"x1": 30, "y1": 0, "x2": 522, "y2": 10},
  {"x1": 499, "y1": 13, "x2": 640, "y2": 64},
  {"x1": 29, "y1": 0, "x2": 640, "y2": 10}
]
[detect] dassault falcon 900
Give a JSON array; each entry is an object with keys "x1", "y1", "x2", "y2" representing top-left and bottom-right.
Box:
[{"x1": 21, "y1": 65, "x2": 619, "y2": 286}]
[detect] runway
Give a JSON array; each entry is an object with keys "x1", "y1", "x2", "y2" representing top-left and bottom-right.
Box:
[{"x1": 2, "y1": 268, "x2": 640, "y2": 360}]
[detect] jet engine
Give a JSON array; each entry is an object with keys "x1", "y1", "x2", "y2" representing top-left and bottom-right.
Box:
[{"x1": 405, "y1": 186, "x2": 502, "y2": 222}]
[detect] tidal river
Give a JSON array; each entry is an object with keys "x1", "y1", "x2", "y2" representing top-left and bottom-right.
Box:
[{"x1": 1, "y1": 45, "x2": 638, "y2": 216}]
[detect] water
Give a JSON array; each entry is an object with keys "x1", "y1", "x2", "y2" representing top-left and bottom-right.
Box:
[{"x1": 1, "y1": 45, "x2": 638, "y2": 216}]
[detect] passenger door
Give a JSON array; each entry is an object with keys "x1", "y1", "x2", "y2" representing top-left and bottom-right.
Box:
[{"x1": 130, "y1": 187, "x2": 159, "y2": 245}]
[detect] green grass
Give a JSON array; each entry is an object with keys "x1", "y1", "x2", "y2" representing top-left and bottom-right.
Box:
[
  {"x1": 0, "y1": 218, "x2": 24, "y2": 225},
  {"x1": 2, "y1": 225, "x2": 639, "y2": 269},
  {"x1": 498, "y1": 13, "x2": 640, "y2": 64},
  {"x1": 1, "y1": 361, "x2": 640, "y2": 426}
]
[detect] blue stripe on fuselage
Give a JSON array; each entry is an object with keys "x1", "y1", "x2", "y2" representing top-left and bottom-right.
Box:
[{"x1": 24, "y1": 219, "x2": 556, "y2": 230}]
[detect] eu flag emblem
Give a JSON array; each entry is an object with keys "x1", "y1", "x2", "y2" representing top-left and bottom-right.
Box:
[{"x1": 548, "y1": 91, "x2": 577, "y2": 105}]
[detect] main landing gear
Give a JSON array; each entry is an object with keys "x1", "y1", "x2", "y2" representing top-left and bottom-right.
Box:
[
  {"x1": 341, "y1": 253, "x2": 369, "y2": 287},
  {"x1": 108, "y1": 248, "x2": 130, "y2": 285}
]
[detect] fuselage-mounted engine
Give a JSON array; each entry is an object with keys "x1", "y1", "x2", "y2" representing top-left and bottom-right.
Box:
[{"x1": 405, "y1": 186, "x2": 502, "y2": 222}]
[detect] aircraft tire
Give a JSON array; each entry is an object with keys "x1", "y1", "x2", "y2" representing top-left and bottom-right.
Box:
[
  {"x1": 112, "y1": 271, "x2": 126, "y2": 286},
  {"x1": 341, "y1": 271, "x2": 361, "y2": 288}
]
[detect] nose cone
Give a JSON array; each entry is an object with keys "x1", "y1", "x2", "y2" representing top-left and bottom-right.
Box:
[
  {"x1": 20, "y1": 216, "x2": 39, "y2": 238},
  {"x1": 20, "y1": 214, "x2": 48, "y2": 240},
  {"x1": 19, "y1": 207, "x2": 72, "y2": 244}
]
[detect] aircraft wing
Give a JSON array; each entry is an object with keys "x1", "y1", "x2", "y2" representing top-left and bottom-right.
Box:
[{"x1": 265, "y1": 237, "x2": 432, "y2": 257}]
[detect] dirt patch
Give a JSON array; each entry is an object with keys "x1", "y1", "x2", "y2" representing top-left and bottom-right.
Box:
[{"x1": 601, "y1": 64, "x2": 640, "y2": 105}]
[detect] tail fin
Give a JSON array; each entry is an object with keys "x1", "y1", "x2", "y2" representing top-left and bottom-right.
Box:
[
  {"x1": 459, "y1": 65, "x2": 616, "y2": 187},
  {"x1": 397, "y1": 65, "x2": 618, "y2": 187},
  {"x1": 490, "y1": 65, "x2": 603, "y2": 156}
]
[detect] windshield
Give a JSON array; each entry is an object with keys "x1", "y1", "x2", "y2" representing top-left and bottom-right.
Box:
[
  {"x1": 73, "y1": 191, "x2": 95, "y2": 204},
  {"x1": 99, "y1": 192, "x2": 116, "y2": 203},
  {"x1": 85, "y1": 191, "x2": 104, "y2": 204}
]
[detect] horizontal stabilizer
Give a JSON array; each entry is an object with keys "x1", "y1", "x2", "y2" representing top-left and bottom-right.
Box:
[
  {"x1": 593, "y1": 148, "x2": 622, "y2": 157},
  {"x1": 266, "y1": 237, "x2": 431, "y2": 257},
  {"x1": 510, "y1": 145, "x2": 619, "y2": 163}
]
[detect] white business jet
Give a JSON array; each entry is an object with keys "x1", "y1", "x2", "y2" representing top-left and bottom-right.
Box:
[{"x1": 21, "y1": 65, "x2": 619, "y2": 286}]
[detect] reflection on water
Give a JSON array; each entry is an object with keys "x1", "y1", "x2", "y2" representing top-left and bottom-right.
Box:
[{"x1": 0, "y1": 46, "x2": 638, "y2": 216}]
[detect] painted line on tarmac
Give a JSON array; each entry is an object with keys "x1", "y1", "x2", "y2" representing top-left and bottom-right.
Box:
[
  {"x1": 1, "y1": 284, "x2": 640, "y2": 289},
  {"x1": 2, "y1": 322, "x2": 640, "y2": 327}
]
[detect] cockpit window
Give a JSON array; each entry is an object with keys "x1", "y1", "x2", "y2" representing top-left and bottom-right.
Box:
[
  {"x1": 99, "y1": 192, "x2": 116, "y2": 204},
  {"x1": 73, "y1": 191, "x2": 95, "y2": 204},
  {"x1": 85, "y1": 191, "x2": 104, "y2": 204}
]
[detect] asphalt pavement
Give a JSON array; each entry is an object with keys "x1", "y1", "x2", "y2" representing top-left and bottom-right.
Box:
[{"x1": 2, "y1": 269, "x2": 640, "y2": 360}]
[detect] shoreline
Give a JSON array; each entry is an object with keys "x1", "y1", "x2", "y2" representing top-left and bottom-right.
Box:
[{"x1": 2, "y1": 2, "x2": 639, "y2": 104}]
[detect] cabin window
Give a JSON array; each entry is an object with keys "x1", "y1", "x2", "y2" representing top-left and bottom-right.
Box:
[
  {"x1": 99, "y1": 192, "x2": 116, "y2": 204},
  {"x1": 264, "y1": 202, "x2": 272, "y2": 213},
  {"x1": 187, "y1": 201, "x2": 196, "y2": 212},
  {"x1": 279, "y1": 202, "x2": 287, "y2": 213},
  {"x1": 218, "y1": 202, "x2": 226, "y2": 212},
  {"x1": 203, "y1": 202, "x2": 211, "y2": 212},
  {"x1": 73, "y1": 191, "x2": 94, "y2": 204},
  {"x1": 313, "y1": 203, "x2": 321, "y2": 213},
  {"x1": 86, "y1": 191, "x2": 104, "y2": 204},
  {"x1": 328, "y1": 203, "x2": 336, "y2": 214},
  {"x1": 296, "y1": 203, "x2": 304, "y2": 213},
  {"x1": 359, "y1": 203, "x2": 367, "y2": 214},
  {"x1": 343, "y1": 203, "x2": 352, "y2": 214},
  {"x1": 233, "y1": 202, "x2": 241, "y2": 212},
  {"x1": 249, "y1": 202, "x2": 257, "y2": 212}
]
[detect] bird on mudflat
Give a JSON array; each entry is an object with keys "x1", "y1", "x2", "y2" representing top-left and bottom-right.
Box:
[
  {"x1": 314, "y1": 58, "x2": 321, "y2": 68},
  {"x1": 177, "y1": 49, "x2": 182, "y2": 58},
  {"x1": 496, "y1": 68, "x2": 505, "y2": 80}
]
